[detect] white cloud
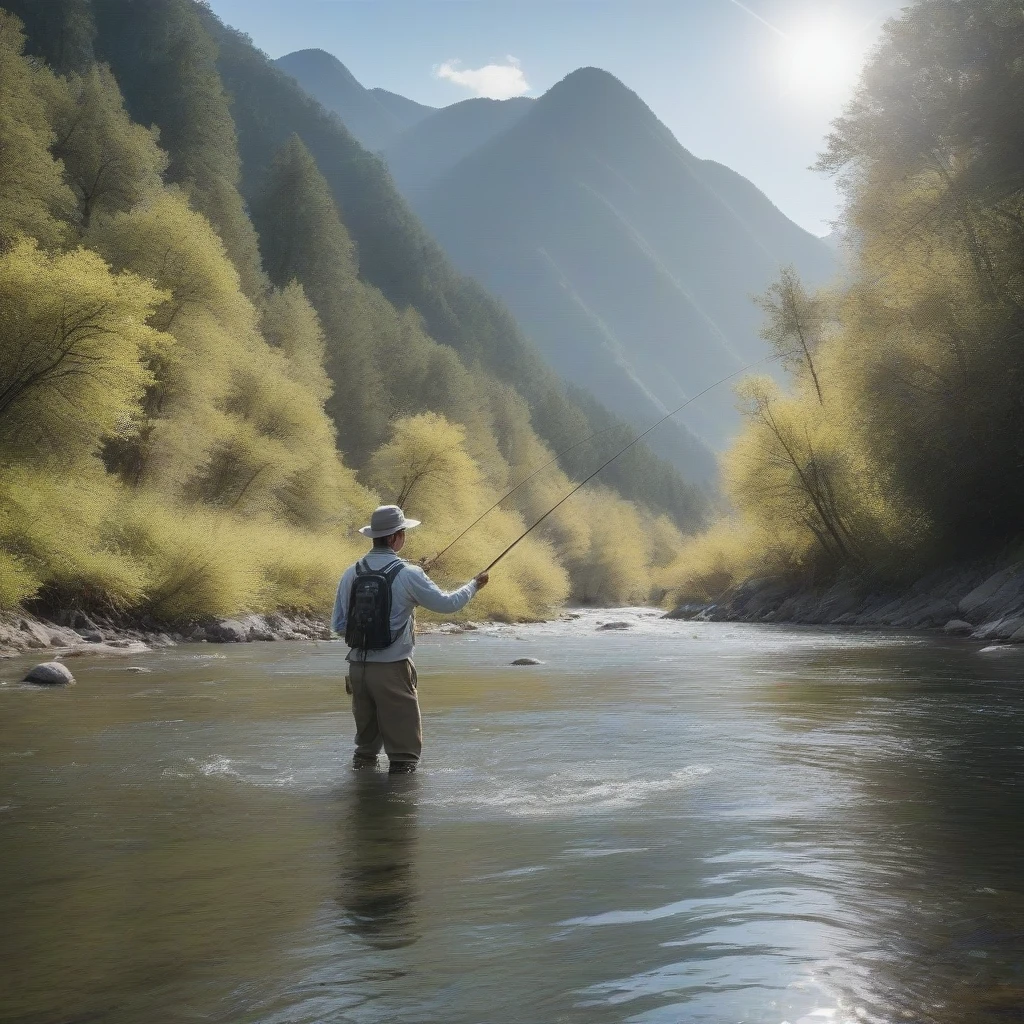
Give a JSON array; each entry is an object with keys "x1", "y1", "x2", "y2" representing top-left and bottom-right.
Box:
[{"x1": 433, "y1": 56, "x2": 530, "y2": 100}]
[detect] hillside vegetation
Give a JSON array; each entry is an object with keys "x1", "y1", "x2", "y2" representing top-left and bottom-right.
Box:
[
  {"x1": 0, "y1": 0, "x2": 705, "y2": 624},
  {"x1": 661, "y1": 0, "x2": 1024, "y2": 605}
]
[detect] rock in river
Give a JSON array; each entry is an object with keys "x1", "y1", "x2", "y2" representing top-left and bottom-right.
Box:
[
  {"x1": 23, "y1": 662, "x2": 75, "y2": 686},
  {"x1": 597, "y1": 621, "x2": 632, "y2": 631},
  {"x1": 511, "y1": 657, "x2": 544, "y2": 666}
]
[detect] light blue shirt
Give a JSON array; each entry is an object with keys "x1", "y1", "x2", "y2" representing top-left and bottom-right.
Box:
[{"x1": 331, "y1": 548, "x2": 479, "y2": 663}]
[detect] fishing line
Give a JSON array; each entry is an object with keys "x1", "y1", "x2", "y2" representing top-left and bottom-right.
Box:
[
  {"x1": 479, "y1": 354, "x2": 780, "y2": 574},
  {"x1": 429, "y1": 423, "x2": 624, "y2": 567}
]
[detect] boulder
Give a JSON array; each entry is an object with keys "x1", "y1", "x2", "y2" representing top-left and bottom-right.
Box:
[
  {"x1": 23, "y1": 661, "x2": 75, "y2": 686},
  {"x1": 973, "y1": 615, "x2": 1024, "y2": 641},
  {"x1": 891, "y1": 597, "x2": 958, "y2": 629},
  {"x1": 204, "y1": 619, "x2": 248, "y2": 642},
  {"x1": 597, "y1": 621, "x2": 631, "y2": 631},
  {"x1": 126, "y1": 666, "x2": 152, "y2": 673},
  {"x1": 240, "y1": 615, "x2": 277, "y2": 641},
  {"x1": 663, "y1": 603, "x2": 712, "y2": 620},
  {"x1": 958, "y1": 563, "x2": 1024, "y2": 623},
  {"x1": 511, "y1": 657, "x2": 543, "y2": 666},
  {"x1": 943, "y1": 619, "x2": 973, "y2": 634}
]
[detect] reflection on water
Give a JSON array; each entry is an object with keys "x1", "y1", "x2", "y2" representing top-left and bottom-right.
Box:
[
  {"x1": 1, "y1": 611, "x2": 1024, "y2": 1023},
  {"x1": 338, "y1": 775, "x2": 420, "y2": 949}
]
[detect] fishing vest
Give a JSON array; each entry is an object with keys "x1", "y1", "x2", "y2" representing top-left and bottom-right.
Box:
[{"x1": 345, "y1": 558, "x2": 406, "y2": 652}]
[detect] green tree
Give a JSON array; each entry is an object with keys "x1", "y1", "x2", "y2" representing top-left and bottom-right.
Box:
[
  {"x1": 51, "y1": 63, "x2": 166, "y2": 231},
  {"x1": 0, "y1": 12, "x2": 74, "y2": 248},
  {"x1": 754, "y1": 266, "x2": 826, "y2": 404},
  {"x1": 0, "y1": 236, "x2": 167, "y2": 467},
  {"x1": 259, "y1": 282, "x2": 331, "y2": 403},
  {"x1": 1, "y1": 0, "x2": 96, "y2": 74},
  {"x1": 250, "y1": 135, "x2": 390, "y2": 457},
  {"x1": 91, "y1": 0, "x2": 266, "y2": 297}
]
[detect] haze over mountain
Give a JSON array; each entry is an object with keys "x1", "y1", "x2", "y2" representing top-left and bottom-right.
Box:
[
  {"x1": 275, "y1": 49, "x2": 836, "y2": 457},
  {"x1": 383, "y1": 95, "x2": 533, "y2": 197},
  {"x1": 405, "y1": 67, "x2": 837, "y2": 448}
]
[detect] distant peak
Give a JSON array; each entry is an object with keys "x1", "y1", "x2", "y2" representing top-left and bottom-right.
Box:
[
  {"x1": 536, "y1": 65, "x2": 652, "y2": 121},
  {"x1": 275, "y1": 48, "x2": 362, "y2": 89},
  {"x1": 559, "y1": 66, "x2": 626, "y2": 88}
]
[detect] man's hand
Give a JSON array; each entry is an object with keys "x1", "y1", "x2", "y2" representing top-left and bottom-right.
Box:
[
  {"x1": 474, "y1": 572, "x2": 489, "y2": 589},
  {"x1": 417, "y1": 555, "x2": 435, "y2": 571}
]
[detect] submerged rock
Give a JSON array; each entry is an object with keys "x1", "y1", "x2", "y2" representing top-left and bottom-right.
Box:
[
  {"x1": 23, "y1": 662, "x2": 75, "y2": 686},
  {"x1": 511, "y1": 657, "x2": 543, "y2": 666},
  {"x1": 597, "y1": 621, "x2": 631, "y2": 631}
]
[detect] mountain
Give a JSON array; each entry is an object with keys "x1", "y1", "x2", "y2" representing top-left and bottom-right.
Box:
[
  {"x1": 383, "y1": 96, "x2": 534, "y2": 196},
  {"x1": 198, "y1": 23, "x2": 717, "y2": 498},
  {"x1": 274, "y1": 48, "x2": 434, "y2": 151},
  {"x1": 405, "y1": 67, "x2": 837, "y2": 451},
  {"x1": 370, "y1": 86, "x2": 436, "y2": 128}
]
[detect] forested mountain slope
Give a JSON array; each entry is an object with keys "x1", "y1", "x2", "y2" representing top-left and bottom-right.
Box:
[
  {"x1": 274, "y1": 48, "x2": 434, "y2": 151},
  {"x1": 0, "y1": 0, "x2": 707, "y2": 624},
  {"x1": 411, "y1": 67, "x2": 836, "y2": 450},
  {"x1": 192, "y1": 11, "x2": 717, "y2": 495}
]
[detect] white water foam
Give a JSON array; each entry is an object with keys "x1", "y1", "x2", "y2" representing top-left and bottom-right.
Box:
[{"x1": 431, "y1": 764, "x2": 711, "y2": 818}]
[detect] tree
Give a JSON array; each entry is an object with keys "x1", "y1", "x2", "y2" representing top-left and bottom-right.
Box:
[
  {"x1": 0, "y1": 237, "x2": 167, "y2": 468},
  {"x1": 251, "y1": 135, "x2": 389, "y2": 457},
  {"x1": 0, "y1": 12, "x2": 74, "y2": 248},
  {"x1": 754, "y1": 266, "x2": 826, "y2": 404},
  {"x1": 259, "y1": 282, "x2": 331, "y2": 403},
  {"x1": 91, "y1": 0, "x2": 266, "y2": 297},
  {"x1": 1, "y1": 0, "x2": 96, "y2": 74},
  {"x1": 51, "y1": 63, "x2": 166, "y2": 231}
]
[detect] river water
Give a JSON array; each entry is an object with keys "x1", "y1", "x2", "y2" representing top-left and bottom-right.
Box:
[{"x1": 2, "y1": 609, "x2": 1024, "y2": 1023}]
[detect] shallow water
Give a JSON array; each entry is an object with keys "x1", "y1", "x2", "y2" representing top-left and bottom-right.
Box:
[{"x1": 2, "y1": 610, "x2": 1024, "y2": 1023}]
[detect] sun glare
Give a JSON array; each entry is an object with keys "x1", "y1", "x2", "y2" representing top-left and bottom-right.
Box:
[{"x1": 780, "y1": 18, "x2": 864, "y2": 99}]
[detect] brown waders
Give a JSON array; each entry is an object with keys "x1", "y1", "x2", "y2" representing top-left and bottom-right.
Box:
[{"x1": 348, "y1": 659, "x2": 421, "y2": 772}]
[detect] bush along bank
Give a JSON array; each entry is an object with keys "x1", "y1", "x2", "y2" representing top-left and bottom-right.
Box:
[{"x1": 665, "y1": 558, "x2": 1024, "y2": 643}]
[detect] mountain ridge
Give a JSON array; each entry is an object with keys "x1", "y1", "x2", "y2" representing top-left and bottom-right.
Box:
[
  {"x1": 400, "y1": 65, "x2": 835, "y2": 451},
  {"x1": 274, "y1": 48, "x2": 435, "y2": 151}
]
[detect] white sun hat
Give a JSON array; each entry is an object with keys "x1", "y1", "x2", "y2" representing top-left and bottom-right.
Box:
[{"x1": 358, "y1": 504, "x2": 422, "y2": 538}]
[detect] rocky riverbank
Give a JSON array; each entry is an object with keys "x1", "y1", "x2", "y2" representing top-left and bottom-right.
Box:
[
  {"x1": 0, "y1": 610, "x2": 332, "y2": 658},
  {"x1": 666, "y1": 557, "x2": 1024, "y2": 642}
]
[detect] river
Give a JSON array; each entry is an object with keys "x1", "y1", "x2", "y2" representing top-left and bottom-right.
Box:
[{"x1": 2, "y1": 609, "x2": 1023, "y2": 1023}]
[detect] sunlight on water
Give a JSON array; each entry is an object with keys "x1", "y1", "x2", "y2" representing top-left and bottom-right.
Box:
[{"x1": 2, "y1": 610, "x2": 1024, "y2": 1023}]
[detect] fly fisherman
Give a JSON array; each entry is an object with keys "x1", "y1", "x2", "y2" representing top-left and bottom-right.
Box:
[{"x1": 332, "y1": 504, "x2": 489, "y2": 774}]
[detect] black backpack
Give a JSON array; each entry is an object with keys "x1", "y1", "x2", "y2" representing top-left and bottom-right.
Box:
[{"x1": 344, "y1": 559, "x2": 405, "y2": 651}]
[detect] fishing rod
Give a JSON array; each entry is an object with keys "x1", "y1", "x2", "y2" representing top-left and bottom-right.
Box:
[
  {"x1": 428, "y1": 423, "x2": 624, "y2": 567},
  {"x1": 479, "y1": 354, "x2": 779, "y2": 575}
]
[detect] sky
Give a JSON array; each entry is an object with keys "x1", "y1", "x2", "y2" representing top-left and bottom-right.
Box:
[{"x1": 206, "y1": 0, "x2": 907, "y2": 236}]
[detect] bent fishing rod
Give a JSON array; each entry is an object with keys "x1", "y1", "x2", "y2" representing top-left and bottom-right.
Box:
[{"x1": 478, "y1": 354, "x2": 779, "y2": 575}]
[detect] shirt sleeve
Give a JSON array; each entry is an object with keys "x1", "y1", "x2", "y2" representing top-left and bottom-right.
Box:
[
  {"x1": 331, "y1": 570, "x2": 351, "y2": 636},
  {"x1": 402, "y1": 565, "x2": 478, "y2": 614}
]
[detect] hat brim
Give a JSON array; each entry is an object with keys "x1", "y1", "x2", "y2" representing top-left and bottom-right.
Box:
[{"x1": 358, "y1": 517, "x2": 421, "y2": 538}]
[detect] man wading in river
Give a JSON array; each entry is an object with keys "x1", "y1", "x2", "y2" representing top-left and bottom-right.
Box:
[{"x1": 332, "y1": 505, "x2": 489, "y2": 774}]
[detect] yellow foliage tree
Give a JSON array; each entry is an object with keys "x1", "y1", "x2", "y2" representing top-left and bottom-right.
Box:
[
  {"x1": 0, "y1": 12, "x2": 73, "y2": 247},
  {"x1": 0, "y1": 237, "x2": 167, "y2": 467},
  {"x1": 50, "y1": 62, "x2": 166, "y2": 231}
]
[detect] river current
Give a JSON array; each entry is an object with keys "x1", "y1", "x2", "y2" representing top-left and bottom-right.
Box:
[{"x1": 2, "y1": 609, "x2": 1023, "y2": 1023}]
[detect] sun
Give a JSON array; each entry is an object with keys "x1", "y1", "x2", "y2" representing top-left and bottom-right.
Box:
[{"x1": 780, "y1": 18, "x2": 864, "y2": 98}]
